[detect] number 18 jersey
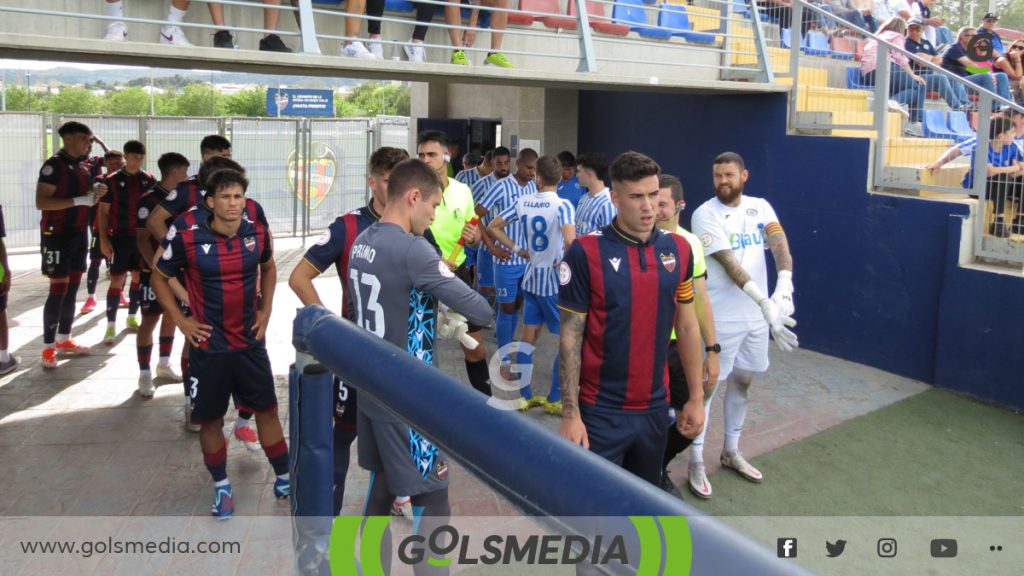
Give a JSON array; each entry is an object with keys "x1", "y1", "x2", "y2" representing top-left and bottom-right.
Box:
[{"x1": 498, "y1": 190, "x2": 575, "y2": 297}]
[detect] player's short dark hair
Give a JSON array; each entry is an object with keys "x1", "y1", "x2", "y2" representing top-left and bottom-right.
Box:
[
  {"x1": 369, "y1": 146, "x2": 410, "y2": 176},
  {"x1": 58, "y1": 121, "x2": 91, "y2": 138},
  {"x1": 493, "y1": 146, "x2": 511, "y2": 159},
  {"x1": 157, "y1": 152, "x2": 190, "y2": 177},
  {"x1": 557, "y1": 150, "x2": 576, "y2": 168},
  {"x1": 713, "y1": 151, "x2": 746, "y2": 171},
  {"x1": 416, "y1": 130, "x2": 448, "y2": 148},
  {"x1": 517, "y1": 148, "x2": 539, "y2": 163},
  {"x1": 659, "y1": 174, "x2": 684, "y2": 203},
  {"x1": 205, "y1": 169, "x2": 249, "y2": 197},
  {"x1": 990, "y1": 116, "x2": 1015, "y2": 139},
  {"x1": 536, "y1": 156, "x2": 562, "y2": 187},
  {"x1": 200, "y1": 134, "x2": 231, "y2": 155},
  {"x1": 463, "y1": 152, "x2": 482, "y2": 167},
  {"x1": 610, "y1": 151, "x2": 660, "y2": 185},
  {"x1": 199, "y1": 156, "x2": 245, "y2": 190},
  {"x1": 577, "y1": 152, "x2": 609, "y2": 182},
  {"x1": 104, "y1": 150, "x2": 124, "y2": 161},
  {"x1": 123, "y1": 140, "x2": 146, "y2": 155},
  {"x1": 387, "y1": 159, "x2": 442, "y2": 203}
]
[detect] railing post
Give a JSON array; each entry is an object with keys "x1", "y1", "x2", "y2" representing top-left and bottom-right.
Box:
[
  {"x1": 973, "y1": 94, "x2": 993, "y2": 252},
  {"x1": 872, "y1": 43, "x2": 890, "y2": 190},
  {"x1": 295, "y1": 0, "x2": 322, "y2": 55},
  {"x1": 750, "y1": 0, "x2": 774, "y2": 84},
  {"x1": 574, "y1": 0, "x2": 597, "y2": 73}
]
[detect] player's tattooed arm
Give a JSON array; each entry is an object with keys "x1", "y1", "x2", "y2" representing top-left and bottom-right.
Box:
[
  {"x1": 711, "y1": 250, "x2": 752, "y2": 289},
  {"x1": 766, "y1": 225, "x2": 793, "y2": 272},
  {"x1": 559, "y1": 309, "x2": 586, "y2": 420}
]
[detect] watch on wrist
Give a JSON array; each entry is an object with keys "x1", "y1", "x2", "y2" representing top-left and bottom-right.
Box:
[{"x1": 705, "y1": 343, "x2": 721, "y2": 354}]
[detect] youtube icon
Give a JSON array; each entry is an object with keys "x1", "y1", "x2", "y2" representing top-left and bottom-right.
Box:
[{"x1": 931, "y1": 539, "x2": 958, "y2": 558}]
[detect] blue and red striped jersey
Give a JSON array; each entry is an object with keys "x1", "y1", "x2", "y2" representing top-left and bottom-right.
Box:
[
  {"x1": 301, "y1": 203, "x2": 381, "y2": 320},
  {"x1": 37, "y1": 151, "x2": 104, "y2": 234},
  {"x1": 157, "y1": 176, "x2": 269, "y2": 230},
  {"x1": 136, "y1": 184, "x2": 172, "y2": 271},
  {"x1": 100, "y1": 169, "x2": 156, "y2": 236},
  {"x1": 558, "y1": 221, "x2": 695, "y2": 413},
  {"x1": 156, "y1": 209, "x2": 273, "y2": 353}
]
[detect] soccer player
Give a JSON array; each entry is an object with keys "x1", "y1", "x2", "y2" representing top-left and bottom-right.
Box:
[
  {"x1": 455, "y1": 150, "x2": 489, "y2": 189},
  {"x1": 472, "y1": 147, "x2": 511, "y2": 302},
  {"x1": 153, "y1": 168, "x2": 289, "y2": 520},
  {"x1": 477, "y1": 148, "x2": 538, "y2": 363},
  {"x1": 349, "y1": 158, "x2": 491, "y2": 574},
  {"x1": 654, "y1": 174, "x2": 720, "y2": 494},
  {"x1": 574, "y1": 153, "x2": 616, "y2": 236},
  {"x1": 688, "y1": 152, "x2": 798, "y2": 499},
  {"x1": 0, "y1": 204, "x2": 17, "y2": 375},
  {"x1": 558, "y1": 151, "x2": 706, "y2": 488},
  {"x1": 417, "y1": 131, "x2": 492, "y2": 397},
  {"x1": 98, "y1": 140, "x2": 154, "y2": 344},
  {"x1": 82, "y1": 149, "x2": 124, "y2": 314},
  {"x1": 36, "y1": 122, "x2": 109, "y2": 369},
  {"x1": 288, "y1": 146, "x2": 409, "y2": 516},
  {"x1": 487, "y1": 155, "x2": 575, "y2": 414},
  {"x1": 134, "y1": 152, "x2": 191, "y2": 398},
  {"x1": 146, "y1": 135, "x2": 234, "y2": 241},
  {"x1": 555, "y1": 150, "x2": 584, "y2": 208}
]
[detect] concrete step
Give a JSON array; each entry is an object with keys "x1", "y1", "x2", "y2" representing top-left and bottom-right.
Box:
[
  {"x1": 796, "y1": 86, "x2": 871, "y2": 113},
  {"x1": 775, "y1": 67, "x2": 828, "y2": 87},
  {"x1": 793, "y1": 111, "x2": 903, "y2": 138},
  {"x1": 884, "y1": 137, "x2": 955, "y2": 166},
  {"x1": 732, "y1": 42, "x2": 789, "y2": 73},
  {"x1": 882, "y1": 166, "x2": 970, "y2": 193}
]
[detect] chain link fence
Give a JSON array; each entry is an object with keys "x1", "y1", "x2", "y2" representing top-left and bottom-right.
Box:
[{"x1": 0, "y1": 113, "x2": 410, "y2": 250}]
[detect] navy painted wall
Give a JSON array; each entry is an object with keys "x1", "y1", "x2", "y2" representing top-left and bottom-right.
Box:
[{"x1": 577, "y1": 91, "x2": 1022, "y2": 409}]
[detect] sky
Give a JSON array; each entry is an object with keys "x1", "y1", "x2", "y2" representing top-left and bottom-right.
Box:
[{"x1": 0, "y1": 59, "x2": 143, "y2": 72}]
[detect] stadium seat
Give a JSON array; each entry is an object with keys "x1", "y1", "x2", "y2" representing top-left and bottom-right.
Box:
[
  {"x1": 803, "y1": 30, "x2": 835, "y2": 57},
  {"x1": 568, "y1": 0, "x2": 631, "y2": 36},
  {"x1": 846, "y1": 66, "x2": 871, "y2": 90},
  {"x1": 948, "y1": 111, "x2": 975, "y2": 140},
  {"x1": 828, "y1": 34, "x2": 854, "y2": 60},
  {"x1": 658, "y1": 5, "x2": 716, "y2": 44},
  {"x1": 508, "y1": 0, "x2": 536, "y2": 26},
  {"x1": 922, "y1": 110, "x2": 959, "y2": 140},
  {"x1": 853, "y1": 38, "x2": 868, "y2": 61},
  {"x1": 520, "y1": 0, "x2": 577, "y2": 30},
  {"x1": 383, "y1": 0, "x2": 414, "y2": 12},
  {"x1": 781, "y1": 27, "x2": 793, "y2": 49},
  {"x1": 614, "y1": 0, "x2": 672, "y2": 39}
]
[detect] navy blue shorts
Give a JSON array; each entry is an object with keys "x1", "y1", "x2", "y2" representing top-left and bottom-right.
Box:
[
  {"x1": 580, "y1": 406, "x2": 670, "y2": 485},
  {"x1": 333, "y1": 376, "x2": 358, "y2": 430},
  {"x1": 189, "y1": 346, "x2": 277, "y2": 424},
  {"x1": 138, "y1": 271, "x2": 162, "y2": 317}
]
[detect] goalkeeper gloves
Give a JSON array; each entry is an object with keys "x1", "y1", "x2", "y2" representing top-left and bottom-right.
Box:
[
  {"x1": 771, "y1": 270, "x2": 795, "y2": 317},
  {"x1": 743, "y1": 281, "x2": 799, "y2": 352}
]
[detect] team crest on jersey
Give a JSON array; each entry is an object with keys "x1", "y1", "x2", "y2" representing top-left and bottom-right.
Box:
[
  {"x1": 700, "y1": 233, "x2": 712, "y2": 248},
  {"x1": 660, "y1": 252, "x2": 677, "y2": 272},
  {"x1": 138, "y1": 207, "x2": 149, "y2": 220},
  {"x1": 40, "y1": 165, "x2": 54, "y2": 177},
  {"x1": 243, "y1": 236, "x2": 256, "y2": 252},
  {"x1": 746, "y1": 208, "x2": 758, "y2": 217},
  {"x1": 559, "y1": 261, "x2": 572, "y2": 285},
  {"x1": 288, "y1": 143, "x2": 337, "y2": 211},
  {"x1": 314, "y1": 229, "x2": 331, "y2": 246},
  {"x1": 436, "y1": 461, "x2": 449, "y2": 480}
]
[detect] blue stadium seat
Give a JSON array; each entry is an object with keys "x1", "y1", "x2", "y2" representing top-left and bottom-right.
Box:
[
  {"x1": 803, "y1": 31, "x2": 834, "y2": 56},
  {"x1": 658, "y1": 5, "x2": 716, "y2": 44},
  {"x1": 948, "y1": 111, "x2": 976, "y2": 141},
  {"x1": 846, "y1": 66, "x2": 871, "y2": 90},
  {"x1": 384, "y1": 0, "x2": 414, "y2": 11},
  {"x1": 781, "y1": 27, "x2": 793, "y2": 49},
  {"x1": 923, "y1": 110, "x2": 959, "y2": 140},
  {"x1": 614, "y1": 0, "x2": 673, "y2": 39}
]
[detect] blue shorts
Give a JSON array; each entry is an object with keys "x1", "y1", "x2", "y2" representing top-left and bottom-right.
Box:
[
  {"x1": 476, "y1": 246, "x2": 495, "y2": 288},
  {"x1": 463, "y1": 244, "x2": 478, "y2": 266},
  {"x1": 580, "y1": 406, "x2": 670, "y2": 485},
  {"x1": 494, "y1": 263, "x2": 526, "y2": 304},
  {"x1": 523, "y1": 292, "x2": 559, "y2": 333}
]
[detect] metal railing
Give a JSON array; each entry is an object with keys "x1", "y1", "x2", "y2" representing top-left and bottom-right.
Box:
[
  {"x1": 0, "y1": 112, "x2": 409, "y2": 249},
  {"x1": 778, "y1": 1, "x2": 1024, "y2": 264},
  {"x1": 0, "y1": 0, "x2": 775, "y2": 82}
]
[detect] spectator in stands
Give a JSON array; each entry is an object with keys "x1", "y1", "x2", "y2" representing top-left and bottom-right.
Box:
[
  {"x1": 872, "y1": 0, "x2": 910, "y2": 24},
  {"x1": 822, "y1": 0, "x2": 870, "y2": 31},
  {"x1": 994, "y1": 40, "x2": 1023, "y2": 104},
  {"x1": 905, "y1": 18, "x2": 970, "y2": 111},
  {"x1": 851, "y1": 0, "x2": 878, "y2": 32},
  {"x1": 978, "y1": 13, "x2": 1005, "y2": 58},
  {"x1": 926, "y1": 116, "x2": 1024, "y2": 237},
  {"x1": 406, "y1": 0, "x2": 513, "y2": 67},
  {"x1": 141, "y1": 0, "x2": 293, "y2": 51},
  {"x1": 556, "y1": 151, "x2": 584, "y2": 208},
  {"x1": 908, "y1": 0, "x2": 943, "y2": 46},
  {"x1": 336, "y1": 0, "x2": 379, "y2": 59},
  {"x1": 757, "y1": 0, "x2": 814, "y2": 35},
  {"x1": 941, "y1": 27, "x2": 1013, "y2": 105},
  {"x1": 862, "y1": 17, "x2": 927, "y2": 134}
]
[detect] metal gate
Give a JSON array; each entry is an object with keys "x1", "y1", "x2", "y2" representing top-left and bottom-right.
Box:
[{"x1": 0, "y1": 112, "x2": 46, "y2": 250}]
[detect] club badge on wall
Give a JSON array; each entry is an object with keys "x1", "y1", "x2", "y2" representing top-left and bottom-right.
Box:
[{"x1": 288, "y1": 143, "x2": 337, "y2": 211}]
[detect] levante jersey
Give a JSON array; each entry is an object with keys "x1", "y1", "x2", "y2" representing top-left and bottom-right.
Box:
[
  {"x1": 558, "y1": 222, "x2": 695, "y2": 413},
  {"x1": 135, "y1": 184, "x2": 173, "y2": 272},
  {"x1": 301, "y1": 203, "x2": 382, "y2": 320},
  {"x1": 100, "y1": 169, "x2": 157, "y2": 236},
  {"x1": 157, "y1": 209, "x2": 272, "y2": 353},
  {"x1": 38, "y1": 151, "x2": 104, "y2": 234},
  {"x1": 158, "y1": 176, "x2": 270, "y2": 229}
]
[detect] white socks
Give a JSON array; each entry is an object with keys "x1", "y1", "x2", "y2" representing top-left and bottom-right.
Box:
[
  {"x1": 689, "y1": 380, "x2": 720, "y2": 464},
  {"x1": 105, "y1": 1, "x2": 123, "y2": 19},
  {"x1": 167, "y1": 6, "x2": 187, "y2": 24},
  {"x1": 0, "y1": 350, "x2": 9, "y2": 363},
  {"x1": 723, "y1": 371, "x2": 754, "y2": 455}
]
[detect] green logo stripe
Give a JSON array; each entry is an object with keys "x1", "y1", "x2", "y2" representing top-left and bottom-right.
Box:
[
  {"x1": 427, "y1": 556, "x2": 453, "y2": 568},
  {"x1": 359, "y1": 516, "x2": 393, "y2": 576},
  {"x1": 629, "y1": 516, "x2": 663, "y2": 576},
  {"x1": 658, "y1": 516, "x2": 693, "y2": 576},
  {"x1": 329, "y1": 516, "x2": 363, "y2": 576}
]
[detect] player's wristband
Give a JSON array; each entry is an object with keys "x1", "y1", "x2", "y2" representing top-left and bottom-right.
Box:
[
  {"x1": 72, "y1": 195, "x2": 92, "y2": 207},
  {"x1": 742, "y1": 280, "x2": 768, "y2": 305}
]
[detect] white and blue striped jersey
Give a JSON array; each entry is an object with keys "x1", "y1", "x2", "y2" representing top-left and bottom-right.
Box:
[
  {"x1": 575, "y1": 188, "x2": 616, "y2": 236},
  {"x1": 479, "y1": 175, "x2": 537, "y2": 266},
  {"x1": 471, "y1": 173, "x2": 498, "y2": 206},
  {"x1": 497, "y1": 191, "x2": 575, "y2": 297},
  {"x1": 455, "y1": 167, "x2": 482, "y2": 189}
]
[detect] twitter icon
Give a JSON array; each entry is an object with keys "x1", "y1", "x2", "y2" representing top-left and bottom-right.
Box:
[{"x1": 826, "y1": 540, "x2": 847, "y2": 558}]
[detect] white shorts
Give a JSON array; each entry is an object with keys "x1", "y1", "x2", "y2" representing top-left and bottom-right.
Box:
[{"x1": 716, "y1": 319, "x2": 770, "y2": 381}]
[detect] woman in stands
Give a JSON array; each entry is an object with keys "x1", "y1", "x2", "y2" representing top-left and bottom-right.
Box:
[
  {"x1": 861, "y1": 16, "x2": 927, "y2": 135},
  {"x1": 994, "y1": 40, "x2": 1024, "y2": 104}
]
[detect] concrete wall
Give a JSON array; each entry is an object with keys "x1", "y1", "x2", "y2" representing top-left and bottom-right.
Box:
[{"x1": 578, "y1": 89, "x2": 1024, "y2": 410}]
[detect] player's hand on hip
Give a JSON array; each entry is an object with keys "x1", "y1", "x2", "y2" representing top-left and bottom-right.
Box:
[
  {"x1": 678, "y1": 399, "x2": 705, "y2": 439},
  {"x1": 180, "y1": 316, "x2": 213, "y2": 347},
  {"x1": 770, "y1": 315, "x2": 799, "y2": 352},
  {"x1": 703, "y1": 353, "x2": 720, "y2": 387},
  {"x1": 770, "y1": 270, "x2": 795, "y2": 317},
  {"x1": 559, "y1": 416, "x2": 589, "y2": 450},
  {"x1": 492, "y1": 245, "x2": 512, "y2": 261},
  {"x1": 251, "y1": 308, "x2": 272, "y2": 340}
]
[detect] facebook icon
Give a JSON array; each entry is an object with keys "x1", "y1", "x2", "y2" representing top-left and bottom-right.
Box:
[{"x1": 777, "y1": 538, "x2": 798, "y2": 558}]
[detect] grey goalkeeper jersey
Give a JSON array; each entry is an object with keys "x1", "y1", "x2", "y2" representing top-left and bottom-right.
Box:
[{"x1": 348, "y1": 222, "x2": 493, "y2": 422}]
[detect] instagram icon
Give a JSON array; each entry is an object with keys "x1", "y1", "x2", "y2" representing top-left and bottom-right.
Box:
[{"x1": 877, "y1": 538, "x2": 897, "y2": 558}]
